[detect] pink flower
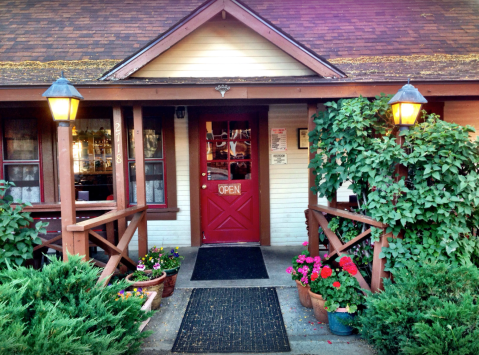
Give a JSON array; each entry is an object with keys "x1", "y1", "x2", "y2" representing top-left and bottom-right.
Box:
[
  {"x1": 301, "y1": 266, "x2": 309, "y2": 274},
  {"x1": 286, "y1": 267, "x2": 294, "y2": 274},
  {"x1": 306, "y1": 257, "x2": 314, "y2": 263},
  {"x1": 296, "y1": 259, "x2": 304, "y2": 264},
  {"x1": 298, "y1": 255, "x2": 306, "y2": 261},
  {"x1": 314, "y1": 256, "x2": 321, "y2": 263},
  {"x1": 301, "y1": 276, "x2": 309, "y2": 284},
  {"x1": 302, "y1": 241, "x2": 309, "y2": 246},
  {"x1": 324, "y1": 254, "x2": 329, "y2": 259},
  {"x1": 136, "y1": 264, "x2": 145, "y2": 271},
  {"x1": 153, "y1": 263, "x2": 161, "y2": 270}
]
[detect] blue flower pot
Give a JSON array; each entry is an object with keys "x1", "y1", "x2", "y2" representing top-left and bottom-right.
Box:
[{"x1": 327, "y1": 310, "x2": 355, "y2": 336}]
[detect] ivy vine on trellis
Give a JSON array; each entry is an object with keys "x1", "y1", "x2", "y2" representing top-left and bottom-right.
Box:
[{"x1": 309, "y1": 95, "x2": 479, "y2": 271}]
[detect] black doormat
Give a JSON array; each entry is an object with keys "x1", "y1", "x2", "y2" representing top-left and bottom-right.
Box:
[
  {"x1": 172, "y1": 287, "x2": 290, "y2": 353},
  {"x1": 191, "y1": 247, "x2": 269, "y2": 281}
]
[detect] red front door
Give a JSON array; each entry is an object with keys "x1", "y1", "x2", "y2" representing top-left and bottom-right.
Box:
[{"x1": 199, "y1": 113, "x2": 260, "y2": 243}]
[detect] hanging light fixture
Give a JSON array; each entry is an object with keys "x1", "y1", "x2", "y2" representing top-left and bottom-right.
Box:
[
  {"x1": 42, "y1": 72, "x2": 84, "y2": 122},
  {"x1": 388, "y1": 79, "x2": 427, "y2": 128}
]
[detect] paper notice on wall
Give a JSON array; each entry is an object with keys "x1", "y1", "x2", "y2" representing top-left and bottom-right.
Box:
[
  {"x1": 271, "y1": 128, "x2": 287, "y2": 151},
  {"x1": 271, "y1": 153, "x2": 287, "y2": 165}
]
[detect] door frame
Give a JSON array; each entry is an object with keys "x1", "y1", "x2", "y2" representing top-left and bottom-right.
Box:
[{"x1": 189, "y1": 106, "x2": 270, "y2": 246}]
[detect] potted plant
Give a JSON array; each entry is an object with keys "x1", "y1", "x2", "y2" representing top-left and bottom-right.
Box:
[
  {"x1": 126, "y1": 262, "x2": 166, "y2": 310},
  {"x1": 310, "y1": 256, "x2": 364, "y2": 335},
  {"x1": 141, "y1": 246, "x2": 184, "y2": 298},
  {"x1": 116, "y1": 288, "x2": 156, "y2": 332},
  {"x1": 286, "y1": 241, "x2": 322, "y2": 309}
]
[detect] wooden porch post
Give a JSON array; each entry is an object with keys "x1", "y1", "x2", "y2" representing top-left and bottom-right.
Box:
[
  {"x1": 58, "y1": 122, "x2": 88, "y2": 261},
  {"x1": 307, "y1": 103, "x2": 319, "y2": 256},
  {"x1": 133, "y1": 105, "x2": 148, "y2": 258},
  {"x1": 113, "y1": 106, "x2": 127, "y2": 239}
]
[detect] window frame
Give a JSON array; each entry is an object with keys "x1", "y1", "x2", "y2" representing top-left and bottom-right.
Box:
[
  {"x1": 0, "y1": 117, "x2": 44, "y2": 203},
  {"x1": 126, "y1": 113, "x2": 168, "y2": 209}
]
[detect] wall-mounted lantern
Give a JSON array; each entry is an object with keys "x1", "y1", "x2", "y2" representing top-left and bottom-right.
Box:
[
  {"x1": 176, "y1": 106, "x2": 186, "y2": 119},
  {"x1": 388, "y1": 79, "x2": 427, "y2": 129},
  {"x1": 42, "y1": 72, "x2": 84, "y2": 123}
]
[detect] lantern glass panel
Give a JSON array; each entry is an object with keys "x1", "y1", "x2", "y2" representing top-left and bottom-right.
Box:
[
  {"x1": 48, "y1": 97, "x2": 71, "y2": 121},
  {"x1": 70, "y1": 98, "x2": 80, "y2": 121},
  {"x1": 392, "y1": 102, "x2": 422, "y2": 126}
]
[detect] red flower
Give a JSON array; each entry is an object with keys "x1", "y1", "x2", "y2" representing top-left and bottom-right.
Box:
[
  {"x1": 333, "y1": 281, "x2": 341, "y2": 288},
  {"x1": 320, "y1": 266, "x2": 332, "y2": 279},
  {"x1": 339, "y1": 256, "x2": 352, "y2": 267},
  {"x1": 311, "y1": 272, "x2": 319, "y2": 282}
]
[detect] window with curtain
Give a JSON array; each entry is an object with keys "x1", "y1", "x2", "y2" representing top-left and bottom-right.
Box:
[
  {"x1": 127, "y1": 115, "x2": 166, "y2": 206},
  {"x1": 2, "y1": 118, "x2": 41, "y2": 203}
]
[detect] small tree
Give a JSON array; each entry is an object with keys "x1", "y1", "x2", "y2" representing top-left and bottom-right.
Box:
[
  {"x1": 310, "y1": 96, "x2": 479, "y2": 271},
  {"x1": 0, "y1": 181, "x2": 47, "y2": 268}
]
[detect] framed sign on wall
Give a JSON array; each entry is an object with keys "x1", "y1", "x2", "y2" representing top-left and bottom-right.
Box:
[{"x1": 298, "y1": 128, "x2": 309, "y2": 149}]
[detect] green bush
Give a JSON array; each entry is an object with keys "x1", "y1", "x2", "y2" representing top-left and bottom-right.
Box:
[
  {"x1": 0, "y1": 254, "x2": 152, "y2": 355},
  {"x1": 358, "y1": 263, "x2": 479, "y2": 355},
  {"x1": 0, "y1": 180, "x2": 48, "y2": 268}
]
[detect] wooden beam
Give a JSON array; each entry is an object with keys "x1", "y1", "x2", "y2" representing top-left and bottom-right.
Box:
[
  {"x1": 371, "y1": 231, "x2": 391, "y2": 292},
  {"x1": 89, "y1": 230, "x2": 122, "y2": 255},
  {"x1": 133, "y1": 105, "x2": 148, "y2": 258},
  {"x1": 57, "y1": 124, "x2": 76, "y2": 261},
  {"x1": 307, "y1": 103, "x2": 318, "y2": 207},
  {"x1": 113, "y1": 105, "x2": 127, "y2": 238},
  {"x1": 188, "y1": 110, "x2": 201, "y2": 247},
  {"x1": 258, "y1": 108, "x2": 271, "y2": 246},
  {"x1": 67, "y1": 205, "x2": 147, "y2": 231},
  {"x1": 73, "y1": 231, "x2": 89, "y2": 261},
  {"x1": 34, "y1": 234, "x2": 62, "y2": 251},
  {"x1": 309, "y1": 204, "x2": 387, "y2": 228},
  {"x1": 2, "y1": 82, "x2": 479, "y2": 102},
  {"x1": 328, "y1": 228, "x2": 372, "y2": 259},
  {"x1": 308, "y1": 208, "x2": 320, "y2": 257}
]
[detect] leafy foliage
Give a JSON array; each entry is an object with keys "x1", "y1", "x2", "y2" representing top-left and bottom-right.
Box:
[
  {"x1": 139, "y1": 246, "x2": 184, "y2": 270},
  {"x1": 0, "y1": 181, "x2": 48, "y2": 268},
  {"x1": 0, "y1": 254, "x2": 152, "y2": 355},
  {"x1": 309, "y1": 96, "x2": 479, "y2": 270},
  {"x1": 358, "y1": 263, "x2": 479, "y2": 355}
]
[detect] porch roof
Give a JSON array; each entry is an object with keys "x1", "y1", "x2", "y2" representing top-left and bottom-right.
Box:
[{"x1": 1, "y1": 0, "x2": 479, "y2": 85}]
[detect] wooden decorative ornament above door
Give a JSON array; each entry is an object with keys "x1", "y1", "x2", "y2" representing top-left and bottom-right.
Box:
[{"x1": 199, "y1": 113, "x2": 260, "y2": 243}]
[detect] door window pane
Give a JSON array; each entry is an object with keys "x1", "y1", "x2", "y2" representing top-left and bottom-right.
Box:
[
  {"x1": 229, "y1": 141, "x2": 251, "y2": 160},
  {"x1": 128, "y1": 117, "x2": 163, "y2": 159},
  {"x1": 129, "y1": 162, "x2": 165, "y2": 204},
  {"x1": 206, "y1": 121, "x2": 228, "y2": 140},
  {"x1": 72, "y1": 118, "x2": 113, "y2": 201},
  {"x1": 207, "y1": 162, "x2": 228, "y2": 181},
  {"x1": 4, "y1": 164, "x2": 40, "y2": 202},
  {"x1": 230, "y1": 121, "x2": 250, "y2": 140},
  {"x1": 3, "y1": 119, "x2": 38, "y2": 160},
  {"x1": 207, "y1": 141, "x2": 228, "y2": 161},
  {"x1": 230, "y1": 162, "x2": 251, "y2": 180}
]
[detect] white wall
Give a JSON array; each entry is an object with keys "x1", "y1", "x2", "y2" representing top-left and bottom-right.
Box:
[{"x1": 131, "y1": 112, "x2": 192, "y2": 249}]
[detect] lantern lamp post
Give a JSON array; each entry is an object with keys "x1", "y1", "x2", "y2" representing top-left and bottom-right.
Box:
[
  {"x1": 43, "y1": 73, "x2": 84, "y2": 261},
  {"x1": 388, "y1": 79, "x2": 427, "y2": 187}
]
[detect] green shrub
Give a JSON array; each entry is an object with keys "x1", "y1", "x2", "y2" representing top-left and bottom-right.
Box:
[
  {"x1": 0, "y1": 254, "x2": 152, "y2": 355},
  {"x1": 0, "y1": 180, "x2": 48, "y2": 268},
  {"x1": 358, "y1": 263, "x2": 479, "y2": 355}
]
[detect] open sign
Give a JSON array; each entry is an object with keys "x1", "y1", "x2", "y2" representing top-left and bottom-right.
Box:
[{"x1": 218, "y1": 184, "x2": 241, "y2": 196}]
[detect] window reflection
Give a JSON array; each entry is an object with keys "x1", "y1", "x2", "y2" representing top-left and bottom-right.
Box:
[
  {"x1": 129, "y1": 162, "x2": 165, "y2": 204},
  {"x1": 3, "y1": 119, "x2": 38, "y2": 161},
  {"x1": 207, "y1": 141, "x2": 228, "y2": 160},
  {"x1": 206, "y1": 121, "x2": 228, "y2": 140},
  {"x1": 230, "y1": 121, "x2": 250, "y2": 140},
  {"x1": 4, "y1": 164, "x2": 40, "y2": 202},
  {"x1": 72, "y1": 119, "x2": 113, "y2": 201},
  {"x1": 230, "y1": 162, "x2": 251, "y2": 180},
  {"x1": 229, "y1": 141, "x2": 251, "y2": 160},
  {"x1": 207, "y1": 162, "x2": 228, "y2": 181}
]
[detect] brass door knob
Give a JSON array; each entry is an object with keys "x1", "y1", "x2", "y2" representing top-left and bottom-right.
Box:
[
  {"x1": 202, "y1": 184, "x2": 207, "y2": 189},
  {"x1": 202, "y1": 172, "x2": 206, "y2": 176}
]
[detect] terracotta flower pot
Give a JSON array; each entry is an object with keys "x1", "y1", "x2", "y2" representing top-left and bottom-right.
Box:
[
  {"x1": 308, "y1": 290, "x2": 329, "y2": 324},
  {"x1": 125, "y1": 291, "x2": 156, "y2": 332},
  {"x1": 126, "y1": 271, "x2": 166, "y2": 310},
  {"x1": 162, "y1": 266, "x2": 180, "y2": 298},
  {"x1": 295, "y1": 280, "x2": 313, "y2": 308}
]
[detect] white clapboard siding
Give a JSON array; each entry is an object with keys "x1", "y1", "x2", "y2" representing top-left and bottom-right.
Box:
[
  {"x1": 444, "y1": 101, "x2": 479, "y2": 141},
  {"x1": 132, "y1": 14, "x2": 315, "y2": 78},
  {"x1": 130, "y1": 113, "x2": 192, "y2": 250},
  {"x1": 269, "y1": 104, "x2": 310, "y2": 245}
]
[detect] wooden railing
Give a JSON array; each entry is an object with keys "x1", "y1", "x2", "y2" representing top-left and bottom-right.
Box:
[
  {"x1": 308, "y1": 204, "x2": 391, "y2": 292},
  {"x1": 66, "y1": 205, "x2": 147, "y2": 286}
]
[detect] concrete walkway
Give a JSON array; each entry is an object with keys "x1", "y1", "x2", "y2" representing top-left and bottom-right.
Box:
[{"x1": 139, "y1": 246, "x2": 375, "y2": 355}]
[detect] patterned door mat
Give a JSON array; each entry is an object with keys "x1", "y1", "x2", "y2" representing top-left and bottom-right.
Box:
[
  {"x1": 191, "y1": 247, "x2": 269, "y2": 280},
  {"x1": 172, "y1": 287, "x2": 290, "y2": 353}
]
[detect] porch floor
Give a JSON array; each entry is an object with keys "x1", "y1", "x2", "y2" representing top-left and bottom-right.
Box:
[{"x1": 137, "y1": 246, "x2": 375, "y2": 355}]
